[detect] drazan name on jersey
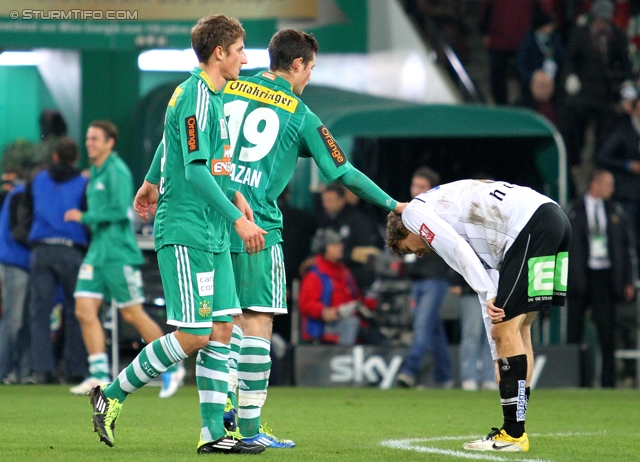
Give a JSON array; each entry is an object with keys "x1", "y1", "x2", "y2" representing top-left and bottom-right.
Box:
[
  {"x1": 230, "y1": 164, "x2": 263, "y2": 188},
  {"x1": 225, "y1": 80, "x2": 298, "y2": 113},
  {"x1": 317, "y1": 125, "x2": 346, "y2": 167}
]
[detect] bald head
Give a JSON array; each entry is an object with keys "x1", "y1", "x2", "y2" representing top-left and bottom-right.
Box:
[
  {"x1": 588, "y1": 169, "x2": 614, "y2": 200},
  {"x1": 530, "y1": 70, "x2": 554, "y2": 103}
]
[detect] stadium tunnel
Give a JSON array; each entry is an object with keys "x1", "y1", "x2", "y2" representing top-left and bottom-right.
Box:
[{"x1": 298, "y1": 85, "x2": 566, "y2": 209}]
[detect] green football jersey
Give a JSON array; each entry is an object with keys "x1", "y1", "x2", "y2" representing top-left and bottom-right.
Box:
[
  {"x1": 153, "y1": 67, "x2": 233, "y2": 253},
  {"x1": 222, "y1": 71, "x2": 353, "y2": 252},
  {"x1": 81, "y1": 152, "x2": 143, "y2": 266}
]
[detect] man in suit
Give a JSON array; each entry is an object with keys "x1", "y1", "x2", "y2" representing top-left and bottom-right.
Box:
[{"x1": 565, "y1": 168, "x2": 636, "y2": 388}]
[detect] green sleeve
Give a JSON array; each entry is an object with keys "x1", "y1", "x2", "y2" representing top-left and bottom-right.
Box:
[
  {"x1": 81, "y1": 163, "x2": 131, "y2": 226},
  {"x1": 298, "y1": 112, "x2": 351, "y2": 182},
  {"x1": 145, "y1": 142, "x2": 163, "y2": 184},
  {"x1": 185, "y1": 161, "x2": 243, "y2": 223},
  {"x1": 177, "y1": 89, "x2": 210, "y2": 165},
  {"x1": 338, "y1": 167, "x2": 397, "y2": 211}
]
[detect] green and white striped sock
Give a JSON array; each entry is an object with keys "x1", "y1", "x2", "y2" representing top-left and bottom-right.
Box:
[
  {"x1": 237, "y1": 336, "x2": 271, "y2": 437},
  {"x1": 105, "y1": 333, "x2": 187, "y2": 402},
  {"x1": 227, "y1": 324, "x2": 243, "y2": 410},
  {"x1": 197, "y1": 341, "x2": 230, "y2": 442},
  {"x1": 88, "y1": 353, "x2": 110, "y2": 380}
]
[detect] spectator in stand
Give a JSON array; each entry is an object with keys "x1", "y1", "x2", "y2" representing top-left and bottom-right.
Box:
[
  {"x1": 596, "y1": 97, "x2": 640, "y2": 259},
  {"x1": 396, "y1": 167, "x2": 454, "y2": 389},
  {"x1": 318, "y1": 182, "x2": 385, "y2": 292},
  {"x1": 28, "y1": 138, "x2": 89, "y2": 385},
  {"x1": 479, "y1": 0, "x2": 549, "y2": 105},
  {"x1": 560, "y1": 0, "x2": 633, "y2": 186},
  {"x1": 565, "y1": 169, "x2": 636, "y2": 388},
  {"x1": 0, "y1": 167, "x2": 22, "y2": 207},
  {"x1": 298, "y1": 228, "x2": 365, "y2": 346},
  {"x1": 0, "y1": 170, "x2": 32, "y2": 384},
  {"x1": 517, "y1": 69, "x2": 560, "y2": 127},
  {"x1": 516, "y1": 9, "x2": 564, "y2": 102}
]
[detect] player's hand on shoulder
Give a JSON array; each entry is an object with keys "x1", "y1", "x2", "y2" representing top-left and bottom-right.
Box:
[
  {"x1": 134, "y1": 181, "x2": 158, "y2": 221},
  {"x1": 234, "y1": 216, "x2": 267, "y2": 255},
  {"x1": 394, "y1": 202, "x2": 409, "y2": 214}
]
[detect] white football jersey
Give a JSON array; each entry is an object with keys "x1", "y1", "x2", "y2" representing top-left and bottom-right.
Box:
[{"x1": 401, "y1": 180, "x2": 555, "y2": 359}]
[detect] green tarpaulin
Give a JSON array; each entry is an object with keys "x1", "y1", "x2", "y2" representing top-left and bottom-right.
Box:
[{"x1": 300, "y1": 85, "x2": 567, "y2": 205}]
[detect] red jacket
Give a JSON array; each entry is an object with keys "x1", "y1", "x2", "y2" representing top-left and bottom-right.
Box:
[
  {"x1": 479, "y1": 0, "x2": 548, "y2": 51},
  {"x1": 298, "y1": 255, "x2": 361, "y2": 343}
]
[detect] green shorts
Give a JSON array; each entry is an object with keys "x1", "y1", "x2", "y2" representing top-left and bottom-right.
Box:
[
  {"x1": 231, "y1": 243, "x2": 287, "y2": 314},
  {"x1": 74, "y1": 263, "x2": 145, "y2": 308},
  {"x1": 158, "y1": 245, "x2": 240, "y2": 330}
]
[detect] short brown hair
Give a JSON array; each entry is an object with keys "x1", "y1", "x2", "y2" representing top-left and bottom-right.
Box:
[
  {"x1": 54, "y1": 137, "x2": 79, "y2": 165},
  {"x1": 386, "y1": 212, "x2": 411, "y2": 256},
  {"x1": 268, "y1": 29, "x2": 319, "y2": 72},
  {"x1": 89, "y1": 120, "x2": 118, "y2": 145},
  {"x1": 191, "y1": 14, "x2": 245, "y2": 63},
  {"x1": 413, "y1": 167, "x2": 440, "y2": 187}
]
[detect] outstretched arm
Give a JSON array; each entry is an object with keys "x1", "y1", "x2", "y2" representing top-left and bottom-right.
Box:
[{"x1": 338, "y1": 167, "x2": 400, "y2": 212}]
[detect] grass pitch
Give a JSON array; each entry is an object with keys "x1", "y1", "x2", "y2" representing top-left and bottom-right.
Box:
[{"x1": 1, "y1": 385, "x2": 638, "y2": 461}]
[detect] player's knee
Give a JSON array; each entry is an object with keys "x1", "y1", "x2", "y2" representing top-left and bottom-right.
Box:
[
  {"x1": 243, "y1": 311, "x2": 273, "y2": 338},
  {"x1": 210, "y1": 321, "x2": 234, "y2": 343},
  {"x1": 74, "y1": 303, "x2": 97, "y2": 325},
  {"x1": 175, "y1": 331, "x2": 209, "y2": 354},
  {"x1": 192, "y1": 335, "x2": 211, "y2": 351},
  {"x1": 119, "y1": 304, "x2": 145, "y2": 324},
  {"x1": 491, "y1": 326, "x2": 514, "y2": 348}
]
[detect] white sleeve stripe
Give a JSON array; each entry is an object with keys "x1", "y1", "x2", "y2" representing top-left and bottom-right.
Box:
[{"x1": 197, "y1": 81, "x2": 209, "y2": 132}]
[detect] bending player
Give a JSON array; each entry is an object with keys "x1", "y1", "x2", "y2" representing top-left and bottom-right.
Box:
[{"x1": 386, "y1": 179, "x2": 570, "y2": 452}]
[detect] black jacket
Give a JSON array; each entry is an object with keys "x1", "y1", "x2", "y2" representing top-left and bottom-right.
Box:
[
  {"x1": 318, "y1": 204, "x2": 384, "y2": 290},
  {"x1": 596, "y1": 118, "x2": 640, "y2": 201},
  {"x1": 563, "y1": 22, "x2": 631, "y2": 105},
  {"x1": 565, "y1": 197, "x2": 636, "y2": 301}
]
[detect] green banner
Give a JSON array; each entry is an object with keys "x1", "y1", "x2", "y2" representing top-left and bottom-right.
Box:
[
  {"x1": 0, "y1": 18, "x2": 277, "y2": 49},
  {"x1": 0, "y1": 0, "x2": 367, "y2": 52}
]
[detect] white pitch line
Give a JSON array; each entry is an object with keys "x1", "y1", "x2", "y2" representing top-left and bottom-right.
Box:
[{"x1": 380, "y1": 431, "x2": 605, "y2": 462}]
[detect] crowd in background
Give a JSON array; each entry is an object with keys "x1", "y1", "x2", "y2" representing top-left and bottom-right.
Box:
[
  {"x1": 476, "y1": 0, "x2": 640, "y2": 212},
  {"x1": 0, "y1": 112, "x2": 89, "y2": 385}
]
